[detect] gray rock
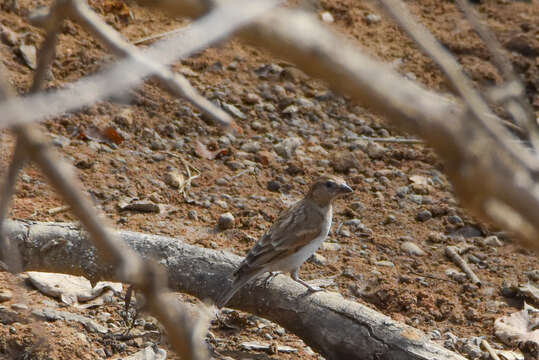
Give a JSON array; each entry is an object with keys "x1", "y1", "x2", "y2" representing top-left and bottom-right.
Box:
[
  {"x1": 396, "y1": 186, "x2": 410, "y2": 197},
  {"x1": 400, "y1": 241, "x2": 426, "y2": 256},
  {"x1": 243, "y1": 93, "x2": 260, "y2": 105},
  {"x1": 52, "y1": 135, "x2": 71, "y2": 148},
  {"x1": 366, "y1": 13, "x2": 381, "y2": 24},
  {"x1": 274, "y1": 137, "x2": 303, "y2": 159},
  {"x1": 18, "y1": 43, "x2": 37, "y2": 69},
  {"x1": 445, "y1": 269, "x2": 467, "y2": 283},
  {"x1": 383, "y1": 214, "x2": 396, "y2": 225},
  {"x1": 322, "y1": 243, "x2": 341, "y2": 251},
  {"x1": 240, "y1": 141, "x2": 260, "y2": 153},
  {"x1": 416, "y1": 210, "x2": 432, "y2": 222},
  {"x1": 267, "y1": 180, "x2": 281, "y2": 192},
  {"x1": 309, "y1": 253, "x2": 328, "y2": 266},
  {"x1": 447, "y1": 215, "x2": 463, "y2": 225},
  {"x1": 375, "y1": 260, "x2": 395, "y2": 267},
  {"x1": 218, "y1": 212, "x2": 235, "y2": 230},
  {"x1": 366, "y1": 141, "x2": 386, "y2": 159},
  {"x1": 187, "y1": 210, "x2": 198, "y2": 221}
]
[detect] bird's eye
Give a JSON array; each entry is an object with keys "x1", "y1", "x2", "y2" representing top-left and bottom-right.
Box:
[{"x1": 325, "y1": 181, "x2": 335, "y2": 188}]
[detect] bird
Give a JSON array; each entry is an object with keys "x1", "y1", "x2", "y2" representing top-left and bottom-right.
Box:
[{"x1": 216, "y1": 175, "x2": 353, "y2": 308}]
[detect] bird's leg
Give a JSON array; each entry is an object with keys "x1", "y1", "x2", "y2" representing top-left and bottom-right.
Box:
[
  {"x1": 291, "y1": 269, "x2": 322, "y2": 292},
  {"x1": 263, "y1": 271, "x2": 281, "y2": 287}
]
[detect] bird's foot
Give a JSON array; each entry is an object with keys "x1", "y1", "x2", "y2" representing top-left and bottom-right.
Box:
[
  {"x1": 291, "y1": 271, "x2": 323, "y2": 292},
  {"x1": 263, "y1": 271, "x2": 281, "y2": 287}
]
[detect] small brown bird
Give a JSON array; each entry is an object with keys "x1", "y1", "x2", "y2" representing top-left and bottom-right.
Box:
[{"x1": 216, "y1": 175, "x2": 353, "y2": 308}]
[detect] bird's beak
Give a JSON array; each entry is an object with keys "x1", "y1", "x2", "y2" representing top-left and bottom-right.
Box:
[{"x1": 339, "y1": 183, "x2": 353, "y2": 194}]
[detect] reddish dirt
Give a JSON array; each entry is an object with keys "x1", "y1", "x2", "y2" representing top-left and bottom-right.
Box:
[{"x1": 0, "y1": 0, "x2": 538, "y2": 358}]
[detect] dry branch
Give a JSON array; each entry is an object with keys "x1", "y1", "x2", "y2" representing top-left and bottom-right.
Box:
[
  {"x1": 445, "y1": 246, "x2": 481, "y2": 286},
  {"x1": 4, "y1": 220, "x2": 468, "y2": 360}
]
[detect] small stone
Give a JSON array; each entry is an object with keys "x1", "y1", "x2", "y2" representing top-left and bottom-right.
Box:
[
  {"x1": 274, "y1": 137, "x2": 303, "y2": 159},
  {"x1": 17, "y1": 43, "x2": 37, "y2": 69},
  {"x1": 427, "y1": 232, "x2": 448, "y2": 243},
  {"x1": 484, "y1": 235, "x2": 502, "y2": 247},
  {"x1": 240, "y1": 141, "x2": 260, "y2": 153},
  {"x1": 445, "y1": 269, "x2": 467, "y2": 283},
  {"x1": 309, "y1": 253, "x2": 328, "y2": 266},
  {"x1": 383, "y1": 214, "x2": 396, "y2": 225},
  {"x1": 396, "y1": 186, "x2": 410, "y2": 197},
  {"x1": 164, "y1": 170, "x2": 184, "y2": 188},
  {"x1": 331, "y1": 151, "x2": 358, "y2": 173},
  {"x1": 243, "y1": 93, "x2": 260, "y2": 105},
  {"x1": 366, "y1": 13, "x2": 381, "y2": 24},
  {"x1": 267, "y1": 180, "x2": 281, "y2": 192},
  {"x1": 339, "y1": 228, "x2": 351, "y2": 237},
  {"x1": 218, "y1": 212, "x2": 235, "y2": 230},
  {"x1": 0, "y1": 290, "x2": 13, "y2": 302},
  {"x1": 400, "y1": 241, "x2": 426, "y2": 256},
  {"x1": 375, "y1": 260, "x2": 395, "y2": 267},
  {"x1": 447, "y1": 215, "x2": 463, "y2": 225},
  {"x1": 320, "y1": 11, "x2": 334, "y2": 23},
  {"x1": 359, "y1": 125, "x2": 375, "y2": 136},
  {"x1": 322, "y1": 243, "x2": 341, "y2": 251},
  {"x1": 416, "y1": 210, "x2": 432, "y2": 222},
  {"x1": 366, "y1": 141, "x2": 386, "y2": 159}
]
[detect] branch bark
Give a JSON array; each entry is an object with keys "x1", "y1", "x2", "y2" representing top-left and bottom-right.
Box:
[{"x1": 4, "y1": 220, "x2": 466, "y2": 360}]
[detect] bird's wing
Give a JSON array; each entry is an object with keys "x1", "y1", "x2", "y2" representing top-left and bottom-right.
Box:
[{"x1": 235, "y1": 200, "x2": 324, "y2": 273}]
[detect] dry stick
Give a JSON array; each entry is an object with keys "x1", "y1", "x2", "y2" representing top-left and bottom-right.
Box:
[
  {"x1": 454, "y1": 0, "x2": 537, "y2": 145},
  {"x1": 445, "y1": 246, "x2": 481, "y2": 286},
  {"x1": 481, "y1": 339, "x2": 501, "y2": 360},
  {"x1": 376, "y1": 0, "x2": 538, "y2": 174},
  {"x1": 0, "y1": 0, "x2": 282, "y2": 129}
]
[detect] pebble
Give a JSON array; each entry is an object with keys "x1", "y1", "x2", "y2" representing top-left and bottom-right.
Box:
[
  {"x1": 0, "y1": 289, "x2": 13, "y2": 302},
  {"x1": 400, "y1": 241, "x2": 426, "y2": 256},
  {"x1": 310, "y1": 253, "x2": 328, "y2": 266},
  {"x1": 322, "y1": 243, "x2": 341, "y2": 251},
  {"x1": 366, "y1": 13, "x2": 381, "y2": 24},
  {"x1": 240, "y1": 141, "x2": 260, "y2": 153},
  {"x1": 320, "y1": 11, "x2": 334, "y2": 23},
  {"x1": 218, "y1": 212, "x2": 235, "y2": 230},
  {"x1": 445, "y1": 269, "x2": 467, "y2": 283},
  {"x1": 52, "y1": 135, "x2": 71, "y2": 148},
  {"x1": 447, "y1": 215, "x2": 463, "y2": 225},
  {"x1": 366, "y1": 141, "x2": 386, "y2": 159},
  {"x1": 427, "y1": 232, "x2": 448, "y2": 243},
  {"x1": 396, "y1": 186, "x2": 410, "y2": 197},
  {"x1": 187, "y1": 210, "x2": 198, "y2": 221},
  {"x1": 243, "y1": 93, "x2": 260, "y2": 105},
  {"x1": 274, "y1": 137, "x2": 303, "y2": 159},
  {"x1": 164, "y1": 169, "x2": 183, "y2": 188},
  {"x1": 267, "y1": 180, "x2": 281, "y2": 192},
  {"x1": 383, "y1": 214, "x2": 396, "y2": 225},
  {"x1": 375, "y1": 260, "x2": 395, "y2": 267},
  {"x1": 416, "y1": 210, "x2": 432, "y2": 222}
]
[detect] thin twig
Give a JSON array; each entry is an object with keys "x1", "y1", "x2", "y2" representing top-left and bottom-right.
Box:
[
  {"x1": 445, "y1": 246, "x2": 481, "y2": 286},
  {"x1": 480, "y1": 339, "x2": 501, "y2": 360}
]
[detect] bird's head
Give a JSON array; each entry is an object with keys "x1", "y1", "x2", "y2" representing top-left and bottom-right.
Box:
[{"x1": 307, "y1": 175, "x2": 353, "y2": 206}]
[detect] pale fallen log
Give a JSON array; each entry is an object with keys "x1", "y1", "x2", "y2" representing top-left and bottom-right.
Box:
[{"x1": 4, "y1": 220, "x2": 466, "y2": 360}]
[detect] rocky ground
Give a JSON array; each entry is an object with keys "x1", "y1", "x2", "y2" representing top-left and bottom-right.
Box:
[{"x1": 0, "y1": 0, "x2": 538, "y2": 359}]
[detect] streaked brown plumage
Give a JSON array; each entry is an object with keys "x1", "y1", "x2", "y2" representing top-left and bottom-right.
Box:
[{"x1": 216, "y1": 175, "x2": 352, "y2": 308}]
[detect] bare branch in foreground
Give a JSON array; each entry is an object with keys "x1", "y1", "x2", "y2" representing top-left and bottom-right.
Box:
[{"x1": 4, "y1": 220, "x2": 468, "y2": 360}]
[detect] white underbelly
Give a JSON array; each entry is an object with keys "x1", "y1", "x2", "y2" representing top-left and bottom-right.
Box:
[{"x1": 271, "y1": 211, "x2": 332, "y2": 272}]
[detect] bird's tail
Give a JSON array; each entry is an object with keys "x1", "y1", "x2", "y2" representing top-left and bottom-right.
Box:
[{"x1": 216, "y1": 268, "x2": 263, "y2": 309}]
